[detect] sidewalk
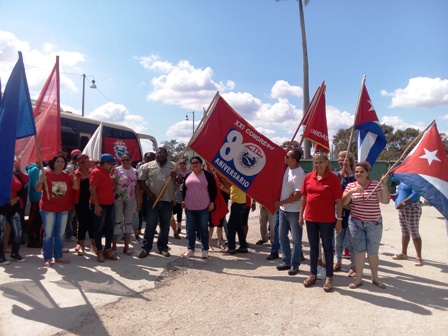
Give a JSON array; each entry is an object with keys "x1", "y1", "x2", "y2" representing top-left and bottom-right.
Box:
[{"x1": 1, "y1": 203, "x2": 447, "y2": 335}]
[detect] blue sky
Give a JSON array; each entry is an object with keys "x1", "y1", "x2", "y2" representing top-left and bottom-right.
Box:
[{"x1": 1, "y1": 0, "x2": 447, "y2": 153}]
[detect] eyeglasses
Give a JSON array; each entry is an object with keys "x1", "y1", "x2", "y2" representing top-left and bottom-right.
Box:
[
  {"x1": 121, "y1": 159, "x2": 131, "y2": 162},
  {"x1": 191, "y1": 161, "x2": 200, "y2": 164}
]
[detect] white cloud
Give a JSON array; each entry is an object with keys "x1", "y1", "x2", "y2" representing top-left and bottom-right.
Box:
[
  {"x1": 381, "y1": 77, "x2": 448, "y2": 108},
  {"x1": 88, "y1": 102, "x2": 149, "y2": 134},
  {"x1": 270, "y1": 80, "x2": 303, "y2": 99},
  {"x1": 0, "y1": 30, "x2": 85, "y2": 96},
  {"x1": 381, "y1": 115, "x2": 426, "y2": 130},
  {"x1": 139, "y1": 55, "x2": 234, "y2": 110}
]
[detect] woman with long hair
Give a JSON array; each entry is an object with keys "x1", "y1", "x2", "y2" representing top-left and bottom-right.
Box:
[
  {"x1": 36, "y1": 155, "x2": 79, "y2": 267},
  {"x1": 181, "y1": 156, "x2": 217, "y2": 259}
]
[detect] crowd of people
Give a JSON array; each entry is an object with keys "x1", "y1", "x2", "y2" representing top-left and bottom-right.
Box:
[{"x1": 0, "y1": 146, "x2": 424, "y2": 293}]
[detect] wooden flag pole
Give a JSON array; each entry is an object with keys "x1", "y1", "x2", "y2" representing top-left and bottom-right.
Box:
[
  {"x1": 365, "y1": 120, "x2": 435, "y2": 200},
  {"x1": 151, "y1": 92, "x2": 220, "y2": 209},
  {"x1": 286, "y1": 83, "x2": 322, "y2": 152},
  {"x1": 344, "y1": 75, "x2": 367, "y2": 162},
  {"x1": 33, "y1": 135, "x2": 50, "y2": 199}
]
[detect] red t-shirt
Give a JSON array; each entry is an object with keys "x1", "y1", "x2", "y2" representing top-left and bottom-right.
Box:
[
  {"x1": 89, "y1": 166, "x2": 114, "y2": 205},
  {"x1": 301, "y1": 171, "x2": 342, "y2": 222},
  {"x1": 39, "y1": 171, "x2": 75, "y2": 212}
]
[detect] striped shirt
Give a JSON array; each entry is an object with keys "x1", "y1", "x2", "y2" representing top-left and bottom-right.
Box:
[{"x1": 345, "y1": 180, "x2": 383, "y2": 221}]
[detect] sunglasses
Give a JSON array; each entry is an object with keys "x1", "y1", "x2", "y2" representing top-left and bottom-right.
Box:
[{"x1": 180, "y1": 162, "x2": 186, "y2": 165}]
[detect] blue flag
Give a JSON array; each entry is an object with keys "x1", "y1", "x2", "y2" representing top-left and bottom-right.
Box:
[
  {"x1": 355, "y1": 83, "x2": 386, "y2": 166},
  {"x1": 0, "y1": 51, "x2": 36, "y2": 206}
]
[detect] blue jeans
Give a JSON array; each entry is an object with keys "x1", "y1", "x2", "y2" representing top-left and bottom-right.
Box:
[
  {"x1": 270, "y1": 211, "x2": 280, "y2": 254},
  {"x1": 335, "y1": 226, "x2": 355, "y2": 267},
  {"x1": 41, "y1": 210, "x2": 68, "y2": 260},
  {"x1": 279, "y1": 210, "x2": 302, "y2": 268},
  {"x1": 90, "y1": 204, "x2": 115, "y2": 252},
  {"x1": 0, "y1": 212, "x2": 22, "y2": 255},
  {"x1": 349, "y1": 217, "x2": 383, "y2": 255},
  {"x1": 143, "y1": 200, "x2": 173, "y2": 252},
  {"x1": 306, "y1": 221, "x2": 335, "y2": 277},
  {"x1": 185, "y1": 208, "x2": 210, "y2": 251}
]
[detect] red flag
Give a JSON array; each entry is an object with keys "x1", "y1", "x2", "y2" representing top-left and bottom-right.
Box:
[
  {"x1": 15, "y1": 57, "x2": 61, "y2": 164},
  {"x1": 190, "y1": 95, "x2": 286, "y2": 213},
  {"x1": 303, "y1": 83, "x2": 329, "y2": 153}
]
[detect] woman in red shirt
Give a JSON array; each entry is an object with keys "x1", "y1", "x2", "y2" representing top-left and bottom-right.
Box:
[
  {"x1": 36, "y1": 155, "x2": 79, "y2": 267},
  {"x1": 300, "y1": 152, "x2": 342, "y2": 292}
]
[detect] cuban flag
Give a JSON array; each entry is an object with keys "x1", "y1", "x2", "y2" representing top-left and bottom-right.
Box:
[
  {"x1": 392, "y1": 122, "x2": 448, "y2": 220},
  {"x1": 355, "y1": 83, "x2": 386, "y2": 166}
]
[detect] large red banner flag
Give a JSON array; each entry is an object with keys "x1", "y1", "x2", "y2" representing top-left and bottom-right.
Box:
[
  {"x1": 15, "y1": 56, "x2": 61, "y2": 165},
  {"x1": 302, "y1": 82, "x2": 329, "y2": 153},
  {"x1": 189, "y1": 95, "x2": 286, "y2": 213}
]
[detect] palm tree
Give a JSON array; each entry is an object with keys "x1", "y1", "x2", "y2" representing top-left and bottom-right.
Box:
[{"x1": 278, "y1": 0, "x2": 312, "y2": 158}]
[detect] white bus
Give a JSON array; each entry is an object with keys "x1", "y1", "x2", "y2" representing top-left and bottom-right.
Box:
[{"x1": 61, "y1": 111, "x2": 157, "y2": 165}]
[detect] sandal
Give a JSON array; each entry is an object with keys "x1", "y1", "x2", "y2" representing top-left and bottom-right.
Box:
[
  {"x1": 333, "y1": 262, "x2": 342, "y2": 272},
  {"x1": 415, "y1": 258, "x2": 423, "y2": 266},
  {"x1": 372, "y1": 280, "x2": 387, "y2": 289},
  {"x1": 303, "y1": 275, "x2": 317, "y2": 288},
  {"x1": 74, "y1": 244, "x2": 81, "y2": 252},
  {"x1": 43, "y1": 260, "x2": 53, "y2": 267},
  {"x1": 323, "y1": 277, "x2": 333, "y2": 292},
  {"x1": 55, "y1": 258, "x2": 71, "y2": 264},
  {"x1": 123, "y1": 248, "x2": 134, "y2": 256},
  {"x1": 97, "y1": 251, "x2": 105, "y2": 263},
  {"x1": 392, "y1": 253, "x2": 407, "y2": 260},
  {"x1": 348, "y1": 268, "x2": 357, "y2": 278},
  {"x1": 77, "y1": 250, "x2": 85, "y2": 256},
  {"x1": 105, "y1": 249, "x2": 118, "y2": 260},
  {"x1": 349, "y1": 282, "x2": 363, "y2": 289}
]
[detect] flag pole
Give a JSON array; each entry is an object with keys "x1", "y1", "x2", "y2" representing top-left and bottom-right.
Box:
[
  {"x1": 295, "y1": 82, "x2": 325, "y2": 152},
  {"x1": 365, "y1": 120, "x2": 436, "y2": 199},
  {"x1": 34, "y1": 135, "x2": 50, "y2": 199},
  {"x1": 152, "y1": 92, "x2": 220, "y2": 209},
  {"x1": 287, "y1": 82, "x2": 323, "y2": 152},
  {"x1": 344, "y1": 75, "x2": 367, "y2": 161}
]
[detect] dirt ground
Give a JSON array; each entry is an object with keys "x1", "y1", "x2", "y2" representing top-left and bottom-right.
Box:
[{"x1": 1, "y1": 202, "x2": 448, "y2": 336}]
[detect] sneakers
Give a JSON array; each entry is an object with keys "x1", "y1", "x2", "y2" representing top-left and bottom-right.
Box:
[
  {"x1": 182, "y1": 249, "x2": 194, "y2": 259},
  {"x1": 159, "y1": 250, "x2": 171, "y2": 257},
  {"x1": 266, "y1": 251, "x2": 279, "y2": 260},
  {"x1": 138, "y1": 250, "x2": 150, "y2": 259},
  {"x1": 10, "y1": 254, "x2": 26, "y2": 263},
  {"x1": 288, "y1": 266, "x2": 299, "y2": 275},
  {"x1": 202, "y1": 250, "x2": 209, "y2": 259},
  {"x1": 0, "y1": 257, "x2": 10, "y2": 265},
  {"x1": 222, "y1": 248, "x2": 236, "y2": 255},
  {"x1": 317, "y1": 265, "x2": 326, "y2": 280},
  {"x1": 276, "y1": 263, "x2": 291, "y2": 271}
]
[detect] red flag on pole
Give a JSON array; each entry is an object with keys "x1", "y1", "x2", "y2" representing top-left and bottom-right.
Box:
[
  {"x1": 302, "y1": 82, "x2": 329, "y2": 153},
  {"x1": 189, "y1": 95, "x2": 285, "y2": 213},
  {"x1": 15, "y1": 57, "x2": 61, "y2": 165}
]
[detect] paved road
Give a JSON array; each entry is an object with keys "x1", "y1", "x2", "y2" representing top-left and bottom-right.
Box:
[{"x1": 1, "y1": 203, "x2": 447, "y2": 335}]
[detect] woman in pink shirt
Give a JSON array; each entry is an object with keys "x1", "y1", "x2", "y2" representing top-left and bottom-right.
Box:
[{"x1": 181, "y1": 157, "x2": 217, "y2": 259}]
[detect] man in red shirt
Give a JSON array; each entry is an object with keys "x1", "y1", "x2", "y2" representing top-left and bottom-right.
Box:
[{"x1": 90, "y1": 154, "x2": 117, "y2": 262}]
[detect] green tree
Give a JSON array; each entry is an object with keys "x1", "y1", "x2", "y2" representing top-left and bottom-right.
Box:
[
  {"x1": 281, "y1": 140, "x2": 300, "y2": 150},
  {"x1": 161, "y1": 140, "x2": 187, "y2": 162}
]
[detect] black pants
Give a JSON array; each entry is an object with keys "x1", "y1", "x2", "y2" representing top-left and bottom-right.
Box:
[{"x1": 227, "y1": 203, "x2": 247, "y2": 250}]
